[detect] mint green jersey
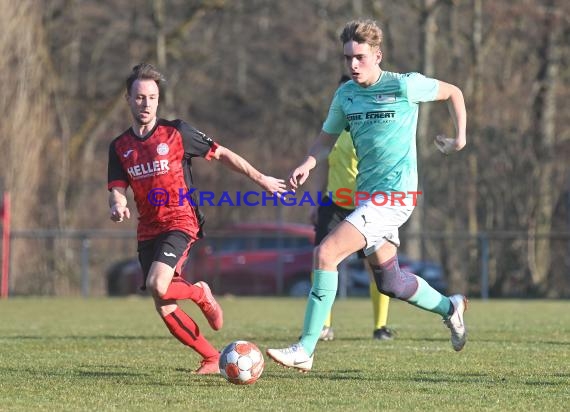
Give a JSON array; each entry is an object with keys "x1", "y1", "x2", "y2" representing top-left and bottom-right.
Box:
[{"x1": 322, "y1": 71, "x2": 439, "y2": 194}]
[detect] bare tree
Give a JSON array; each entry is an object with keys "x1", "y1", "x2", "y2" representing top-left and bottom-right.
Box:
[
  {"x1": 0, "y1": 0, "x2": 54, "y2": 292},
  {"x1": 3, "y1": 0, "x2": 569, "y2": 296},
  {"x1": 528, "y1": 3, "x2": 564, "y2": 293},
  {"x1": 403, "y1": 0, "x2": 445, "y2": 263}
]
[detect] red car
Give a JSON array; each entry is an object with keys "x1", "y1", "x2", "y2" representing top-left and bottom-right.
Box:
[
  {"x1": 107, "y1": 221, "x2": 446, "y2": 296},
  {"x1": 184, "y1": 222, "x2": 316, "y2": 295},
  {"x1": 107, "y1": 222, "x2": 315, "y2": 296}
]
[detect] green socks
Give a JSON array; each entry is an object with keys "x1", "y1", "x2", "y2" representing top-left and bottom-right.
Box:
[
  {"x1": 407, "y1": 276, "x2": 452, "y2": 318},
  {"x1": 299, "y1": 269, "x2": 338, "y2": 355}
]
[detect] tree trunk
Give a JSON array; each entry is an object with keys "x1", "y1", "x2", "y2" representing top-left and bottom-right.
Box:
[
  {"x1": 528, "y1": 6, "x2": 562, "y2": 294},
  {"x1": 466, "y1": 0, "x2": 482, "y2": 294},
  {"x1": 407, "y1": 0, "x2": 440, "y2": 260}
]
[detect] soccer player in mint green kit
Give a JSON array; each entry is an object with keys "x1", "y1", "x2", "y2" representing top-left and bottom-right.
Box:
[{"x1": 267, "y1": 19, "x2": 468, "y2": 372}]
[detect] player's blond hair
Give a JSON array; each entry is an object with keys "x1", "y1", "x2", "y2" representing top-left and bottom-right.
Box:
[{"x1": 340, "y1": 19, "x2": 383, "y2": 50}]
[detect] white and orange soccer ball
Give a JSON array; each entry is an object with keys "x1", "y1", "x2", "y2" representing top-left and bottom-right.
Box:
[{"x1": 219, "y1": 340, "x2": 264, "y2": 385}]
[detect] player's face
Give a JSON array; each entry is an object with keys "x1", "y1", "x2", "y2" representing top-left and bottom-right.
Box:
[
  {"x1": 343, "y1": 41, "x2": 382, "y2": 87},
  {"x1": 127, "y1": 79, "x2": 160, "y2": 126}
]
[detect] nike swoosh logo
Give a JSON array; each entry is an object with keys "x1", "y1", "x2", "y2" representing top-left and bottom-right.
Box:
[
  {"x1": 311, "y1": 292, "x2": 325, "y2": 301},
  {"x1": 293, "y1": 360, "x2": 308, "y2": 365},
  {"x1": 163, "y1": 252, "x2": 176, "y2": 258},
  {"x1": 123, "y1": 149, "x2": 134, "y2": 158}
]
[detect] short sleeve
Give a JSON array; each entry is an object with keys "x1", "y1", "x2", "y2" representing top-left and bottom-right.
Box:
[
  {"x1": 177, "y1": 120, "x2": 218, "y2": 160},
  {"x1": 322, "y1": 88, "x2": 348, "y2": 135},
  {"x1": 107, "y1": 140, "x2": 129, "y2": 190},
  {"x1": 403, "y1": 72, "x2": 439, "y2": 104}
]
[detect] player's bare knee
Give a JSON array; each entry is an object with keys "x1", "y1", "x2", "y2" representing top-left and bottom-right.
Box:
[
  {"x1": 147, "y1": 278, "x2": 168, "y2": 298},
  {"x1": 314, "y1": 243, "x2": 340, "y2": 268}
]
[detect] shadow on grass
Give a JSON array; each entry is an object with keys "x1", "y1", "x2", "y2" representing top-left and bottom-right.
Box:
[
  {"x1": 77, "y1": 369, "x2": 147, "y2": 378},
  {"x1": 263, "y1": 367, "x2": 570, "y2": 387},
  {"x1": 401, "y1": 370, "x2": 570, "y2": 386},
  {"x1": 334, "y1": 335, "x2": 570, "y2": 347},
  {"x1": 1, "y1": 335, "x2": 165, "y2": 340},
  {"x1": 78, "y1": 365, "x2": 233, "y2": 387},
  {"x1": 0, "y1": 365, "x2": 150, "y2": 379},
  {"x1": 0, "y1": 363, "x2": 230, "y2": 387}
]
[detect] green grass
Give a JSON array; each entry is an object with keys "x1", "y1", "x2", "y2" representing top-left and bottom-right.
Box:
[{"x1": 0, "y1": 297, "x2": 569, "y2": 411}]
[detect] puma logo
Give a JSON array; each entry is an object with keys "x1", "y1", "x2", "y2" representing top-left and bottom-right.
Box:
[
  {"x1": 362, "y1": 214, "x2": 372, "y2": 226},
  {"x1": 311, "y1": 291, "x2": 325, "y2": 301}
]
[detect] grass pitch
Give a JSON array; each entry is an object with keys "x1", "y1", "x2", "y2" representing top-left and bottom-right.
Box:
[{"x1": 0, "y1": 297, "x2": 568, "y2": 411}]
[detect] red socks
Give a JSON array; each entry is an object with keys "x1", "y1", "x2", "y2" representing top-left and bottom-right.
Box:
[
  {"x1": 161, "y1": 307, "x2": 218, "y2": 359},
  {"x1": 160, "y1": 280, "x2": 217, "y2": 359},
  {"x1": 161, "y1": 277, "x2": 204, "y2": 301}
]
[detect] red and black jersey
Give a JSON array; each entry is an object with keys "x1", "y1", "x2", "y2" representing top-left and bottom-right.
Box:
[{"x1": 108, "y1": 118, "x2": 218, "y2": 241}]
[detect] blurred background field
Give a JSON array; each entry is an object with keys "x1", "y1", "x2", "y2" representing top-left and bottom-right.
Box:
[
  {"x1": 0, "y1": 297, "x2": 568, "y2": 411},
  {"x1": 0, "y1": 0, "x2": 569, "y2": 298},
  {"x1": 2, "y1": 2, "x2": 568, "y2": 409}
]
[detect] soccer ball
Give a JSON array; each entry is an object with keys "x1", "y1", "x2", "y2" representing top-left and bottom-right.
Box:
[{"x1": 219, "y1": 340, "x2": 264, "y2": 385}]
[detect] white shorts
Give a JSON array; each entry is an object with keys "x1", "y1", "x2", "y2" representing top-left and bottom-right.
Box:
[{"x1": 345, "y1": 200, "x2": 414, "y2": 256}]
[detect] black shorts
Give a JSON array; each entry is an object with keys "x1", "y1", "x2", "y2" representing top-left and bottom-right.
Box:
[
  {"x1": 314, "y1": 196, "x2": 365, "y2": 259},
  {"x1": 137, "y1": 230, "x2": 194, "y2": 288}
]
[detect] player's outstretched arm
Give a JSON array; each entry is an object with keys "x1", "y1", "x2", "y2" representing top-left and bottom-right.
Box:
[
  {"x1": 289, "y1": 130, "x2": 337, "y2": 190},
  {"x1": 212, "y1": 145, "x2": 287, "y2": 196},
  {"x1": 433, "y1": 80, "x2": 467, "y2": 155},
  {"x1": 109, "y1": 187, "x2": 131, "y2": 222}
]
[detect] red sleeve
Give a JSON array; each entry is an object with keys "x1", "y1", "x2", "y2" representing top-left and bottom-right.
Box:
[
  {"x1": 108, "y1": 180, "x2": 129, "y2": 190},
  {"x1": 107, "y1": 139, "x2": 129, "y2": 191},
  {"x1": 203, "y1": 142, "x2": 219, "y2": 161},
  {"x1": 176, "y1": 120, "x2": 219, "y2": 159}
]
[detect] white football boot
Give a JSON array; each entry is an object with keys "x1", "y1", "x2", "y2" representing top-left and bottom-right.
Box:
[
  {"x1": 266, "y1": 343, "x2": 314, "y2": 372},
  {"x1": 319, "y1": 326, "x2": 335, "y2": 341},
  {"x1": 444, "y1": 294, "x2": 468, "y2": 351}
]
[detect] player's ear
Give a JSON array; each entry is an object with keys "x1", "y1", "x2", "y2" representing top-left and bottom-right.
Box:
[{"x1": 377, "y1": 50, "x2": 383, "y2": 65}]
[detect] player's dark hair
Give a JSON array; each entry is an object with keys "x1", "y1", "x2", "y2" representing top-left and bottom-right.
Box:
[
  {"x1": 126, "y1": 63, "x2": 166, "y2": 95},
  {"x1": 340, "y1": 19, "x2": 383, "y2": 49}
]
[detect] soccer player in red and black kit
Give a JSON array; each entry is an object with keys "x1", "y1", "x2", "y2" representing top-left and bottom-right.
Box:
[{"x1": 108, "y1": 63, "x2": 287, "y2": 374}]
